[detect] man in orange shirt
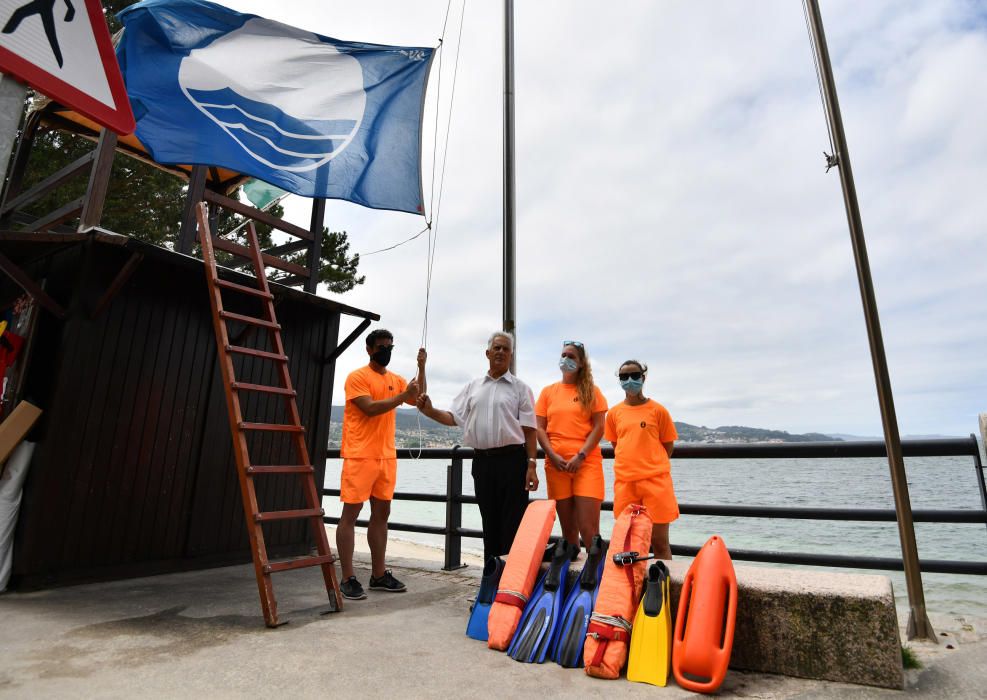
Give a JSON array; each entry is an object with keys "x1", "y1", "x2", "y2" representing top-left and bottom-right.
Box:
[
  {"x1": 604, "y1": 359, "x2": 679, "y2": 559},
  {"x1": 337, "y1": 329, "x2": 423, "y2": 600}
]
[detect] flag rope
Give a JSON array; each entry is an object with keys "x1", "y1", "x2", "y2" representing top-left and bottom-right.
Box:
[{"x1": 410, "y1": 0, "x2": 466, "y2": 459}]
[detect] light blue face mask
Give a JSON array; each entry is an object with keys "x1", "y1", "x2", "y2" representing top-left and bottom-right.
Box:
[
  {"x1": 559, "y1": 356, "x2": 578, "y2": 373},
  {"x1": 620, "y1": 377, "x2": 644, "y2": 393}
]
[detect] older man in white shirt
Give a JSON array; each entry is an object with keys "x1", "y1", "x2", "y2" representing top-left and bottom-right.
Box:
[{"x1": 417, "y1": 331, "x2": 539, "y2": 560}]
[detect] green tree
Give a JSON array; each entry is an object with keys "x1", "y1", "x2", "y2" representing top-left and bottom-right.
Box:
[{"x1": 10, "y1": 0, "x2": 364, "y2": 293}]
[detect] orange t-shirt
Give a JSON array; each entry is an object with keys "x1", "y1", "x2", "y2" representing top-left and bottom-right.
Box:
[
  {"x1": 604, "y1": 399, "x2": 678, "y2": 481},
  {"x1": 341, "y1": 365, "x2": 408, "y2": 458},
  {"x1": 535, "y1": 382, "x2": 608, "y2": 459}
]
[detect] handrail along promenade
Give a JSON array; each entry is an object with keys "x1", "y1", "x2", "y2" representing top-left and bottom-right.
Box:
[{"x1": 323, "y1": 437, "x2": 987, "y2": 574}]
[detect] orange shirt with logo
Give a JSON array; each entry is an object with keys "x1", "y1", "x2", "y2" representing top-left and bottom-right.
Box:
[
  {"x1": 604, "y1": 399, "x2": 678, "y2": 482},
  {"x1": 341, "y1": 365, "x2": 408, "y2": 458},
  {"x1": 535, "y1": 382, "x2": 608, "y2": 460}
]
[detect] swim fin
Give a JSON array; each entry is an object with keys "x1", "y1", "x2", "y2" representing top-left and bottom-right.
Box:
[
  {"x1": 552, "y1": 534, "x2": 606, "y2": 668},
  {"x1": 507, "y1": 539, "x2": 571, "y2": 663},
  {"x1": 466, "y1": 556, "x2": 505, "y2": 641},
  {"x1": 627, "y1": 561, "x2": 672, "y2": 686}
]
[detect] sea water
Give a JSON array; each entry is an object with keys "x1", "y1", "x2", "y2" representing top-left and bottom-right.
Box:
[{"x1": 323, "y1": 454, "x2": 987, "y2": 619}]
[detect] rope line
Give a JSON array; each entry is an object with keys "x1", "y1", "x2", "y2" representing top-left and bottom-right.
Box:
[
  {"x1": 412, "y1": 0, "x2": 465, "y2": 458},
  {"x1": 801, "y1": 0, "x2": 837, "y2": 169},
  {"x1": 422, "y1": 0, "x2": 466, "y2": 351}
]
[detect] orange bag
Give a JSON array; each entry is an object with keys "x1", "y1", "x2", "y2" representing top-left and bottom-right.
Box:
[
  {"x1": 672, "y1": 535, "x2": 738, "y2": 693},
  {"x1": 583, "y1": 503, "x2": 652, "y2": 679},
  {"x1": 486, "y1": 499, "x2": 556, "y2": 650}
]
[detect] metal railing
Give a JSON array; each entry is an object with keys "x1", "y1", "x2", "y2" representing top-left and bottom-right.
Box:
[{"x1": 323, "y1": 436, "x2": 987, "y2": 574}]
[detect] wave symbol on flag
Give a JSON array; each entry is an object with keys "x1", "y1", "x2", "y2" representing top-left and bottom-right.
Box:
[{"x1": 177, "y1": 18, "x2": 366, "y2": 172}]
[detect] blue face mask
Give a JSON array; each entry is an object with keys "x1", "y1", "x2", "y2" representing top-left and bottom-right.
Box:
[
  {"x1": 559, "y1": 357, "x2": 578, "y2": 373},
  {"x1": 620, "y1": 377, "x2": 644, "y2": 393}
]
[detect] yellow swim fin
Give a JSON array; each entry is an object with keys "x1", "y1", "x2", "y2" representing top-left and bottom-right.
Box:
[{"x1": 627, "y1": 561, "x2": 671, "y2": 686}]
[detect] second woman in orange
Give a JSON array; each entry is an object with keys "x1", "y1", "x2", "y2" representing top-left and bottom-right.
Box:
[{"x1": 535, "y1": 341, "x2": 607, "y2": 555}]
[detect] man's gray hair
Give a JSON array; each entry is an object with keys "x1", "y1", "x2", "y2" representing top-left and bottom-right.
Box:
[{"x1": 487, "y1": 330, "x2": 515, "y2": 350}]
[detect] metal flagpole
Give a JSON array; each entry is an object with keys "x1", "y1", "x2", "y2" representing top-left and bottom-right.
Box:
[
  {"x1": 503, "y1": 0, "x2": 517, "y2": 373},
  {"x1": 804, "y1": 0, "x2": 935, "y2": 641}
]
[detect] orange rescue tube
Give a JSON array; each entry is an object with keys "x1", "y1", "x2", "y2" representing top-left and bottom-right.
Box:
[
  {"x1": 583, "y1": 503, "x2": 652, "y2": 679},
  {"x1": 487, "y1": 499, "x2": 557, "y2": 650},
  {"x1": 672, "y1": 535, "x2": 738, "y2": 694}
]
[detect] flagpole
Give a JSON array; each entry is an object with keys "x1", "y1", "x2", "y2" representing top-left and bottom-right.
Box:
[
  {"x1": 804, "y1": 0, "x2": 935, "y2": 641},
  {"x1": 503, "y1": 0, "x2": 517, "y2": 373}
]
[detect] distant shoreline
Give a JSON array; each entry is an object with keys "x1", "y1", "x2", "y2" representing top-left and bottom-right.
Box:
[{"x1": 326, "y1": 405, "x2": 962, "y2": 449}]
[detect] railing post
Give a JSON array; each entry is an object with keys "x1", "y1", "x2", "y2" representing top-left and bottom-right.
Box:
[
  {"x1": 443, "y1": 446, "x2": 464, "y2": 571},
  {"x1": 974, "y1": 425, "x2": 987, "y2": 538}
]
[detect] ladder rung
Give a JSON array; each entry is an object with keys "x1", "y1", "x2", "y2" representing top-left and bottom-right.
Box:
[
  {"x1": 264, "y1": 553, "x2": 336, "y2": 574},
  {"x1": 226, "y1": 345, "x2": 288, "y2": 362},
  {"x1": 246, "y1": 465, "x2": 314, "y2": 474},
  {"x1": 255, "y1": 508, "x2": 324, "y2": 523},
  {"x1": 220, "y1": 310, "x2": 280, "y2": 329},
  {"x1": 240, "y1": 422, "x2": 305, "y2": 433},
  {"x1": 232, "y1": 382, "x2": 296, "y2": 396},
  {"x1": 215, "y1": 278, "x2": 274, "y2": 300}
]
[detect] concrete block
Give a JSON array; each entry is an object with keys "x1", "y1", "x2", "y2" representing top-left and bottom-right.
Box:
[{"x1": 666, "y1": 560, "x2": 904, "y2": 689}]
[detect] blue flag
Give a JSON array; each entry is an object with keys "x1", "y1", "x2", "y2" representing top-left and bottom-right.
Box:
[{"x1": 117, "y1": 0, "x2": 434, "y2": 215}]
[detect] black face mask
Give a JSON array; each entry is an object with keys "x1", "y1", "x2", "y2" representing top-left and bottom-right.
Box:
[{"x1": 371, "y1": 346, "x2": 392, "y2": 367}]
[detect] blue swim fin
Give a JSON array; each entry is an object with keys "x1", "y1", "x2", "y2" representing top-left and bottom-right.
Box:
[
  {"x1": 466, "y1": 556, "x2": 505, "y2": 641},
  {"x1": 552, "y1": 534, "x2": 606, "y2": 667},
  {"x1": 507, "y1": 539, "x2": 572, "y2": 663}
]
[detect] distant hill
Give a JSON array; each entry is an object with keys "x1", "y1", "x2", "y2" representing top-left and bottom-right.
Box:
[
  {"x1": 825, "y1": 432, "x2": 962, "y2": 441},
  {"x1": 327, "y1": 406, "x2": 843, "y2": 448},
  {"x1": 674, "y1": 423, "x2": 837, "y2": 444},
  {"x1": 328, "y1": 406, "x2": 462, "y2": 448}
]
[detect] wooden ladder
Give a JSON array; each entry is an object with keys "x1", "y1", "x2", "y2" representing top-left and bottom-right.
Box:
[{"x1": 196, "y1": 202, "x2": 342, "y2": 626}]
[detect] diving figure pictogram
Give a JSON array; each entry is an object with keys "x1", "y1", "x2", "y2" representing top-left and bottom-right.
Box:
[{"x1": 2, "y1": 0, "x2": 76, "y2": 68}]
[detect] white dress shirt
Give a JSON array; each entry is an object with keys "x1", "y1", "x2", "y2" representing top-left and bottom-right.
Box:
[{"x1": 449, "y1": 372, "x2": 536, "y2": 449}]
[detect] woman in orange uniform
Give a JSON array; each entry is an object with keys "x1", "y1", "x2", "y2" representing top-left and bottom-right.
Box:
[
  {"x1": 604, "y1": 359, "x2": 679, "y2": 559},
  {"x1": 535, "y1": 341, "x2": 607, "y2": 555}
]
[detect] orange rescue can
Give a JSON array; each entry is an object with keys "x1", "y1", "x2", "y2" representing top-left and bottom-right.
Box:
[
  {"x1": 672, "y1": 535, "x2": 738, "y2": 693},
  {"x1": 486, "y1": 499, "x2": 556, "y2": 650}
]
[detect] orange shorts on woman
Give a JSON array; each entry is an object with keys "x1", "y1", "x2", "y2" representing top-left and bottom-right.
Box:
[
  {"x1": 613, "y1": 473, "x2": 679, "y2": 523},
  {"x1": 544, "y1": 455, "x2": 605, "y2": 500}
]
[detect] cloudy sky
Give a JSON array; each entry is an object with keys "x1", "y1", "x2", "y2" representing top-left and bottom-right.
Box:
[{"x1": 221, "y1": 0, "x2": 985, "y2": 437}]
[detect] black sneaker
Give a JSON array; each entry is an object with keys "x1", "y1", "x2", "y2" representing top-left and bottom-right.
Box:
[
  {"x1": 340, "y1": 576, "x2": 367, "y2": 600},
  {"x1": 368, "y1": 570, "x2": 406, "y2": 593}
]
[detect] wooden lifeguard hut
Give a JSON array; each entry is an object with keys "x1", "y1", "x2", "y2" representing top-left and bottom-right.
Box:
[{"x1": 0, "y1": 102, "x2": 376, "y2": 595}]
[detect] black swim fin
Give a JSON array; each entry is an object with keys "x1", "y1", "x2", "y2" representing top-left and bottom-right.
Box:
[
  {"x1": 552, "y1": 534, "x2": 606, "y2": 667},
  {"x1": 507, "y1": 539, "x2": 572, "y2": 663}
]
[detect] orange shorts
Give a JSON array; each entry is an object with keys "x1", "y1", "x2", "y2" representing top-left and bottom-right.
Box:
[
  {"x1": 340, "y1": 457, "x2": 397, "y2": 503},
  {"x1": 613, "y1": 473, "x2": 679, "y2": 523},
  {"x1": 544, "y1": 457, "x2": 605, "y2": 501}
]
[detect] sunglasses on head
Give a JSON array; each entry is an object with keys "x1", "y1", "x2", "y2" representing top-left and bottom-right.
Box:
[
  {"x1": 563, "y1": 340, "x2": 583, "y2": 349},
  {"x1": 618, "y1": 371, "x2": 644, "y2": 381}
]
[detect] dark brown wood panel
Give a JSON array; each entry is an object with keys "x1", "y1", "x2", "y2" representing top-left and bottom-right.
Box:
[{"x1": 8, "y1": 238, "x2": 356, "y2": 588}]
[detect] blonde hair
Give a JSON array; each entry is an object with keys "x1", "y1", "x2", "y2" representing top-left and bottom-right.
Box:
[{"x1": 565, "y1": 343, "x2": 596, "y2": 412}]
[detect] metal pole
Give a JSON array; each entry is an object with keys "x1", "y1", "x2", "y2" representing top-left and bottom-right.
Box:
[
  {"x1": 503, "y1": 0, "x2": 517, "y2": 373},
  {"x1": 443, "y1": 447, "x2": 465, "y2": 570},
  {"x1": 804, "y1": 0, "x2": 935, "y2": 641},
  {"x1": 0, "y1": 74, "x2": 28, "y2": 189}
]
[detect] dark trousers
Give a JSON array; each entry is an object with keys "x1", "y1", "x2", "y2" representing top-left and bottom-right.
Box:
[{"x1": 471, "y1": 446, "x2": 529, "y2": 560}]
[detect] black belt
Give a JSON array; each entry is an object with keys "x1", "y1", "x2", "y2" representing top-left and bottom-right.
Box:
[{"x1": 472, "y1": 444, "x2": 525, "y2": 457}]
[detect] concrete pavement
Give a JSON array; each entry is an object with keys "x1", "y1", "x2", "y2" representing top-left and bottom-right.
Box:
[{"x1": 0, "y1": 541, "x2": 984, "y2": 698}]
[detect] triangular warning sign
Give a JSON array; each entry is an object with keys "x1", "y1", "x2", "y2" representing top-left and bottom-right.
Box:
[{"x1": 0, "y1": 0, "x2": 134, "y2": 134}]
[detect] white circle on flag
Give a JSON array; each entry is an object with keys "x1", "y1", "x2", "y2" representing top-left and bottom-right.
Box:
[{"x1": 177, "y1": 17, "x2": 366, "y2": 172}]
